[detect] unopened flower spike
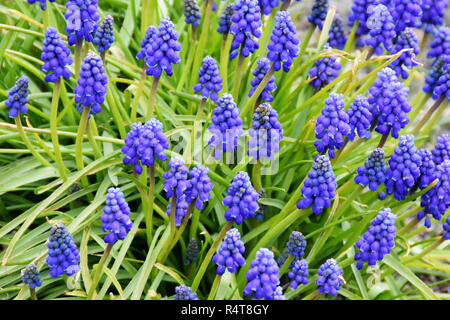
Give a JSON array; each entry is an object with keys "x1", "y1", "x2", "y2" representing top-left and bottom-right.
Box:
[
  {"x1": 217, "y1": 4, "x2": 234, "y2": 35},
  {"x1": 27, "y1": 0, "x2": 55, "y2": 10},
  {"x1": 136, "y1": 26, "x2": 157, "y2": 60},
  {"x1": 41, "y1": 27, "x2": 73, "y2": 83},
  {"x1": 297, "y1": 155, "x2": 337, "y2": 215},
  {"x1": 212, "y1": 228, "x2": 246, "y2": 275},
  {"x1": 354, "y1": 148, "x2": 387, "y2": 192},
  {"x1": 389, "y1": 28, "x2": 420, "y2": 80},
  {"x1": 185, "y1": 238, "x2": 199, "y2": 265},
  {"x1": 420, "y1": 0, "x2": 448, "y2": 33},
  {"x1": 390, "y1": 0, "x2": 423, "y2": 34},
  {"x1": 347, "y1": 95, "x2": 373, "y2": 141},
  {"x1": 365, "y1": 4, "x2": 396, "y2": 55},
  {"x1": 65, "y1": 0, "x2": 100, "y2": 46},
  {"x1": 101, "y1": 187, "x2": 133, "y2": 244},
  {"x1": 328, "y1": 16, "x2": 347, "y2": 50},
  {"x1": 5, "y1": 76, "x2": 29, "y2": 118},
  {"x1": 354, "y1": 208, "x2": 396, "y2": 269},
  {"x1": 316, "y1": 258, "x2": 343, "y2": 297},
  {"x1": 184, "y1": 0, "x2": 201, "y2": 28},
  {"x1": 223, "y1": 171, "x2": 260, "y2": 225},
  {"x1": 174, "y1": 285, "x2": 200, "y2": 300},
  {"x1": 185, "y1": 165, "x2": 213, "y2": 210},
  {"x1": 244, "y1": 248, "x2": 280, "y2": 300},
  {"x1": 432, "y1": 134, "x2": 450, "y2": 164},
  {"x1": 308, "y1": 45, "x2": 342, "y2": 90},
  {"x1": 248, "y1": 58, "x2": 277, "y2": 102},
  {"x1": 46, "y1": 222, "x2": 80, "y2": 278},
  {"x1": 308, "y1": 0, "x2": 329, "y2": 30},
  {"x1": 93, "y1": 15, "x2": 115, "y2": 54},
  {"x1": 417, "y1": 149, "x2": 436, "y2": 190},
  {"x1": 427, "y1": 26, "x2": 450, "y2": 61},
  {"x1": 21, "y1": 263, "x2": 42, "y2": 289},
  {"x1": 288, "y1": 259, "x2": 309, "y2": 288},
  {"x1": 286, "y1": 231, "x2": 307, "y2": 258},
  {"x1": 193, "y1": 56, "x2": 223, "y2": 102}
]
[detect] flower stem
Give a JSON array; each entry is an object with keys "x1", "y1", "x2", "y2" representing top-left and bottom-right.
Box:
[
  {"x1": 207, "y1": 274, "x2": 222, "y2": 300},
  {"x1": 191, "y1": 221, "x2": 234, "y2": 291},
  {"x1": 42, "y1": 8, "x2": 51, "y2": 29},
  {"x1": 87, "y1": 243, "x2": 113, "y2": 300},
  {"x1": 189, "y1": 205, "x2": 201, "y2": 239},
  {"x1": 146, "y1": 165, "x2": 155, "y2": 247},
  {"x1": 29, "y1": 288, "x2": 37, "y2": 300},
  {"x1": 220, "y1": 34, "x2": 233, "y2": 93},
  {"x1": 14, "y1": 116, "x2": 51, "y2": 167},
  {"x1": 298, "y1": 25, "x2": 315, "y2": 62},
  {"x1": 242, "y1": 66, "x2": 275, "y2": 119},
  {"x1": 148, "y1": 76, "x2": 160, "y2": 120},
  {"x1": 74, "y1": 39, "x2": 84, "y2": 79},
  {"x1": 412, "y1": 94, "x2": 446, "y2": 135},
  {"x1": 166, "y1": 202, "x2": 195, "y2": 257},
  {"x1": 86, "y1": 117, "x2": 102, "y2": 160},
  {"x1": 157, "y1": 194, "x2": 178, "y2": 263},
  {"x1": 50, "y1": 80, "x2": 68, "y2": 181},
  {"x1": 232, "y1": 53, "x2": 246, "y2": 101},
  {"x1": 281, "y1": 0, "x2": 291, "y2": 10},
  {"x1": 377, "y1": 131, "x2": 390, "y2": 148},
  {"x1": 75, "y1": 106, "x2": 91, "y2": 187},
  {"x1": 131, "y1": 68, "x2": 147, "y2": 123},
  {"x1": 279, "y1": 255, "x2": 294, "y2": 277},
  {"x1": 343, "y1": 21, "x2": 359, "y2": 53},
  {"x1": 252, "y1": 161, "x2": 263, "y2": 192}
]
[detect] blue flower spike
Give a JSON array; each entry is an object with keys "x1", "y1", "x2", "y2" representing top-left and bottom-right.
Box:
[
  {"x1": 101, "y1": 187, "x2": 133, "y2": 244},
  {"x1": 389, "y1": 28, "x2": 420, "y2": 80},
  {"x1": 41, "y1": 27, "x2": 73, "y2": 83},
  {"x1": 175, "y1": 285, "x2": 200, "y2": 300},
  {"x1": 65, "y1": 0, "x2": 100, "y2": 46},
  {"x1": 28, "y1": 0, "x2": 55, "y2": 10},
  {"x1": 212, "y1": 228, "x2": 246, "y2": 275},
  {"x1": 421, "y1": 0, "x2": 448, "y2": 33},
  {"x1": 5, "y1": 76, "x2": 29, "y2": 118},
  {"x1": 136, "y1": 26, "x2": 157, "y2": 61},
  {"x1": 308, "y1": 0, "x2": 329, "y2": 30},
  {"x1": 308, "y1": 45, "x2": 342, "y2": 90},
  {"x1": 185, "y1": 238, "x2": 200, "y2": 265},
  {"x1": 365, "y1": 4, "x2": 396, "y2": 55},
  {"x1": 184, "y1": 0, "x2": 201, "y2": 29},
  {"x1": 93, "y1": 15, "x2": 115, "y2": 56},
  {"x1": 316, "y1": 258, "x2": 343, "y2": 297},
  {"x1": 347, "y1": 95, "x2": 373, "y2": 141},
  {"x1": 185, "y1": 165, "x2": 213, "y2": 210},
  {"x1": 193, "y1": 56, "x2": 223, "y2": 102},
  {"x1": 354, "y1": 148, "x2": 387, "y2": 192},
  {"x1": 288, "y1": 259, "x2": 309, "y2": 289},
  {"x1": 21, "y1": 263, "x2": 42, "y2": 289},
  {"x1": 217, "y1": 4, "x2": 234, "y2": 35},
  {"x1": 248, "y1": 58, "x2": 277, "y2": 102}
]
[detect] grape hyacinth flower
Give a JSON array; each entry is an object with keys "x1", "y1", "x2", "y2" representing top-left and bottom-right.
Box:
[
  {"x1": 248, "y1": 58, "x2": 277, "y2": 102},
  {"x1": 286, "y1": 231, "x2": 307, "y2": 258},
  {"x1": 185, "y1": 165, "x2": 213, "y2": 210},
  {"x1": 65, "y1": 0, "x2": 100, "y2": 46},
  {"x1": 443, "y1": 217, "x2": 450, "y2": 239},
  {"x1": 174, "y1": 285, "x2": 200, "y2": 300},
  {"x1": 229, "y1": 0, "x2": 262, "y2": 59},
  {"x1": 136, "y1": 26, "x2": 157, "y2": 60},
  {"x1": 223, "y1": 171, "x2": 260, "y2": 225},
  {"x1": 365, "y1": 4, "x2": 396, "y2": 55},
  {"x1": 208, "y1": 93, "x2": 244, "y2": 159},
  {"x1": 389, "y1": 28, "x2": 420, "y2": 80},
  {"x1": 418, "y1": 160, "x2": 450, "y2": 227},
  {"x1": 212, "y1": 228, "x2": 246, "y2": 275},
  {"x1": 347, "y1": 95, "x2": 373, "y2": 141},
  {"x1": 354, "y1": 148, "x2": 387, "y2": 192},
  {"x1": 420, "y1": 0, "x2": 448, "y2": 33},
  {"x1": 368, "y1": 68, "x2": 411, "y2": 139},
  {"x1": 184, "y1": 0, "x2": 201, "y2": 28},
  {"x1": 390, "y1": 0, "x2": 423, "y2": 34},
  {"x1": 217, "y1": 4, "x2": 234, "y2": 35},
  {"x1": 328, "y1": 16, "x2": 347, "y2": 50},
  {"x1": 259, "y1": 0, "x2": 279, "y2": 15},
  {"x1": 244, "y1": 248, "x2": 280, "y2": 300},
  {"x1": 348, "y1": 0, "x2": 375, "y2": 41},
  {"x1": 433, "y1": 57, "x2": 450, "y2": 100},
  {"x1": 308, "y1": 0, "x2": 329, "y2": 30},
  {"x1": 248, "y1": 103, "x2": 283, "y2": 161},
  {"x1": 21, "y1": 263, "x2": 42, "y2": 289},
  {"x1": 427, "y1": 26, "x2": 450, "y2": 61},
  {"x1": 93, "y1": 15, "x2": 115, "y2": 54},
  {"x1": 5, "y1": 76, "x2": 29, "y2": 118},
  {"x1": 185, "y1": 238, "x2": 199, "y2": 265},
  {"x1": 354, "y1": 208, "x2": 396, "y2": 269},
  {"x1": 101, "y1": 187, "x2": 133, "y2": 244},
  {"x1": 255, "y1": 189, "x2": 268, "y2": 220},
  {"x1": 308, "y1": 46, "x2": 342, "y2": 90},
  {"x1": 385, "y1": 135, "x2": 422, "y2": 200},
  {"x1": 297, "y1": 155, "x2": 337, "y2": 215},
  {"x1": 288, "y1": 259, "x2": 309, "y2": 289},
  {"x1": 432, "y1": 134, "x2": 450, "y2": 164},
  {"x1": 316, "y1": 259, "x2": 343, "y2": 297},
  {"x1": 272, "y1": 286, "x2": 286, "y2": 300},
  {"x1": 314, "y1": 93, "x2": 351, "y2": 158},
  {"x1": 267, "y1": 11, "x2": 300, "y2": 72},
  {"x1": 27, "y1": 0, "x2": 55, "y2": 10},
  {"x1": 121, "y1": 119, "x2": 170, "y2": 174},
  {"x1": 74, "y1": 52, "x2": 108, "y2": 115},
  {"x1": 163, "y1": 157, "x2": 190, "y2": 199},
  {"x1": 193, "y1": 56, "x2": 223, "y2": 102},
  {"x1": 166, "y1": 196, "x2": 189, "y2": 226},
  {"x1": 46, "y1": 222, "x2": 80, "y2": 278},
  {"x1": 145, "y1": 17, "x2": 182, "y2": 77},
  {"x1": 41, "y1": 27, "x2": 73, "y2": 83},
  {"x1": 424, "y1": 55, "x2": 450, "y2": 96},
  {"x1": 417, "y1": 149, "x2": 436, "y2": 190}
]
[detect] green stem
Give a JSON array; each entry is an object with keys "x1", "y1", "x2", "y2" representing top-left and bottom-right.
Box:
[
  {"x1": 74, "y1": 39, "x2": 83, "y2": 79},
  {"x1": 157, "y1": 195, "x2": 178, "y2": 263},
  {"x1": 146, "y1": 165, "x2": 155, "y2": 247},
  {"x1": 279, "y1": 255, "x2": 294, "y2": 277},
  {"x1": 220, "y1": 34, "x2": 233, "y2": 93},
  {"x1": 207, "y1": 274, "x2": 222, "y2": 300},
  {"x1": 87, "y1": 243, "x2": 113, "y2": 300},
  {"x1": 241, "y1": 66, "x2": 275, "y2": 119},
  {"x1": 412, "y1": 95, "x2": 446, "y2": 135},
  {"x1": 232, "y1": 53, "x2": 246, "y2": 101},
  {"x1": 75, "y1": 106, "x2": 91, "y2": 187},
  {"x1": 14, "y1": 116, "x2": 51, "y2": 167},
  {"x1": 298, "y1": 25, "x2": 315, "y2": 62},
  {"x1": 191, "y1": 221, "x2": 234, "y2": 291},
  {"x1": 131, "y1": 68, "x2": 147, "y2": 123},
  {"x1": 402, "y1": 237, "x2": 444, "y2": 264},
  {"x1": 29, "y1": 288, "x2": 37, "y2": 300},
  {"x1": 422, "y1": 99, "x2": 449, "y2": 136},
  {"x1": 189, "y1": 205, "x2": 201, "y2": 239},
  {"x1": 252, "y1": 161, "x2": 263, "y2": 192},
  {"x1": 50, "y1": 80, "x2": 68, "y2": 181},
  {"x1": 409, "y1": 91, "x2": 429, "y2": 124},
  {"x1": 87, "y1": 117, "x2": 102, "y2": 160},
  {"x1": 344, "y1": 21, "x2": 359, "y2": 53},
  {"x1": 166, "y1": 202, "x2": 195, "y2": 257},
  {"x1": 148, "y1": 76, "x2": 160, "y2": 120},
  {"x1": 42, "y1": 8, "x2": 51, "y2": 29}
]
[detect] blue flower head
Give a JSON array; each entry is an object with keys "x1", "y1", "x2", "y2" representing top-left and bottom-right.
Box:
[
  {"x1": 166, "y1": 196, "x2": 189, "y2": 226},
  {"x1": 297, "y1": 155, "x2": 337, "y2": 215},
  {"x1": 328, "y1": 16, "x2": 347, "y2": 50},
  {"x1": 417, "y1": 149, "x2": 436, "y2": 190},
  {"x1": 308, "y1": 47, "x2": 342, "y2": 90},
  {"x1": 365, "y1": 4, "x2": 396, "y2": 54},
  {"x1": 423, "y1": 55, "x2": 450, "y2": 95},
  {"x1": 354, "y1": 208, "x2": 396, "y2": 269},
  {"x1": 286, "y1": 231, "x2": 307, "y2": 258},
  {"x1": 121, "y1": 119, "x2": 170, "y2": 174},
  {"x1": 348, "y1": 0, "x2": 373, "y2": 39},
  {"x1": 314, "y1": 93, "x2": 351, "y2": 158},
  {"x1": 93, "y1": 15, "x2": 115, "y2": 53},
  {"x1": 223, "y1": 171, "x2": 260, "y2": 225},
  {"x1": 248, "y1": 103, "x2": 283, "y2": 161},
  {"x1": 248, "y1": 58, "x2": 277, "y2": 102},
  {"x1": 174, "y1": 285, "x2": 200, "y2": 300},
  {"x1": 433, "y1": 56, "x2": 450, "y2": 100},
  {"x1": 288, "y1": 259, "x2": 309, "y2": 289},
  {"x1": 428, "y1": 26, "x2": 450, "y2": 61},
  {"x1": 316, "y1": 258, "x2": 343, "y2": 297},
  {"x1": 272, "y1": 286, "x2": 286, "y2": 300},
  {"x1": 145, "y1": 17, "x2": 182, "y2": 77},
  {"x1": 212, "y1": 228, "x2": 246, "y2": 275},
  {"x1": 46, "y1": 222, "x2": 80, "y2": 278},
  {"x1": 27, "y1": 0, "x2": 55, "y2": 10},
  {"x1": 418, "y1": 160, "x2": 450, "y2": 227},
  {"x1": 244, "y1": 248, "x2": 280, "y2": 300},
  {"x1": 432, "y1": 134, "x2": 450, "y2": 164},
  {"x1": 390, "y1": 0, "x2": 423, "y2": 34},
  {"x1": 443, "y1": 217, "x2": 450, "y2": 239},
  {"x1": 101, "y1": 187, "x2": 133, "y2": 244},
  {"x1": 259, "y1": 0, "x2": 280, "y2": 15},
  {"x1": 354, "y1": 148, "x2": 387, "y2": 192},
  {"x1": 229, "y1": 0, "x2": 262, "y2": 59},
  {"x1": 267, "y1": 11, "x2": 300, "y2": 72},
  {"x1": 193, "y1": 56, "x2": 223, "y2": 102},
  {"x1": 308, "y1": 0, "x2": 329, "y2": 30},
  {"x1": 184, "y1": 0, "x2": 201, "y2": 27},
  {"x1": 136, "y1": 26, "x2": 157, "y2": 60},
  {"x1": 41, "y1": 27, "x2": 73, "y2": 83},
  {"x1": 185, "y1": 238, "x2": 199, "y2": 265},
  {"x1": 421, "y1": 0, "x2": 448, "y2": 33},
  {"x1": 385, "y1": 135, "x2": 422, "y2": 200},
  {"x1": 217, "y1": 4, "x2": 234, "y2": 34},
  {"x1": 65, "y1": 0, "x2": 100, "y2": 46},
  {"x1": 185, "y1": 165, "x2": 213, "y2": 210},
  {"x1": 368, "y1": 68, "x2": 411, "y2": 139},
  {"x1": 5, "y1": 76, "x2": 29, "y2": 118},
  {"x1": 162, "y1": 156, "x2": 190, "y2": 199},
  {"x1": 74, "y1": 51, "x2": 108, "y2": 115},
  {"x1": 389, "y1": 28, "x2": 420, "y2": 79},
  {"x1": 208, "y1": 93, "x2": 244, "y2": 159},
  {"x1": 21, "y1": 263, "x2": 42, "y2": 289},
  {"x1": 347, "y1": 95, "x2": 373, "y2": 141}
]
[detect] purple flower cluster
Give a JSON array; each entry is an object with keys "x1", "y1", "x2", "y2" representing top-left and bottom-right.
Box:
[
  {"x1": 27, "y1": 0, "x2": 55, "y2": 10},
  {"x1": 184, "y1": 0, "x2": 201, "y2": 27},
  {"x1": 308, "y1": 48, "x2": 342, "y2": 90},
  {"x1": 244, "y1": 248, "x2": 280, "y2": 300},
  {"x1": 93, "y1": 15, "x2": 115, "y2": 53},
  {"x1": 308, "y1": 0, "x2": 329, "y2": 30},
  {"x1": 348, "y1": 0, "x2": 375, "y2": 40},
  {"x1": 314, "y1": 93, "x2": 350, "y2": 158},
  {"x1": 136, "y1": 26, "x2": 157, "y2": 60},
  {"x1": 163, "y1": 156, "x2": 190, "y2": 199},
  {"x1": 145, "y1": 17, "x2": 182, "y2": 77},
  {"x1": 248, "y1": 58, "x2": 277, "y2": 102},
  {"x1": 288, "y1": 259, "x2": 309, "y2": 289},
  {"x1": 5, "y1": 76, "x2": 29, "y2": 118},
  {"x1": 217, "y1": 4, "x2": 234, "y2": 34},
  {"x1": 223, "y1": 171, "x2": 260, "y2": 225},
  {"x1": 432, "y1": 134, "x2": 450, "y2": 164},
  {"x1": 286, "y1": 231, "x2": 307, "y2": 258},
  {"x1": 390, "y1": 0, "x2": 423, "y2": 34},
  {"x1": 101, "y1": 187, "x2": 133, "y2": 244},
  {"x1": 420, "y1": 0, "x2": 448, "y2": 33},
  {"x1": 174, "y1": 285, "x2": 200, "y2": 300},
  {"x1": 272, "y1": 286, "x2": 286, "y2": 300},
  {"x1": 389, "y1": 28, "x2": 420, "y2": 80},
  {"x1": 355, "y1": 148, "x2": 387, "y2": 192},
  {"x1": 193, "y1": 56, "x2": 223, "y2": 102},
  {"x1": 166, "y1": 197, "x2": 189, "y2": 226},
  {"x1": 365, "y1": 4, "x2": 396, "y2": 54},
  {"x1": 41, "y1": 27, "x2": 73, "y2": 83},
  {"x1": 433, "y1": 56, "x2": 450, "y2": 99},
  {"x1": 21, "y1": 263, "x2": 42, "y2": 289},
  {"x1": 212, "y1": 228, "x2": 246, "y2": 275},
  {"x1": 428, "y1": 26, "x2": 450, "y2": 61},
  {"x1": 347, "y1": 95, "x2": 373, "y2": 141},
  {"x1": 316, "y1": 259, "x2": 343, "y2": 297},
  {"x1": 297, "y1": 155, "x2": 337, "y2": 215},
  {"x1": 443, "y1": 217, "x2": 450, "y2": 239},
  {"x1": 185, "y1": 165, "x2": 213, "y2": 210},
  {"x1": 65, "y1": 0, "x2": 100, "y2": 46},
  {"x1": 354, "y1": 208, "x2": 397, "y2": 269},
  {"x1": 121, "y1": 119, "x2": 170, "y2": 174},
  {"x1": 423, "y1": 55, "x2": 449, "y2": 95},
  {"x1": 259, "y1": 0, "x2": 279, "y2": 15},
  {"x1": 417, "y1": 149, "x2": 436, "y2": 190},
  {"x1": 328, "y1": 16, "x2": 347, "y2": 50}
]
